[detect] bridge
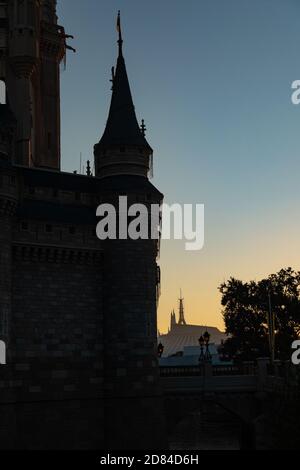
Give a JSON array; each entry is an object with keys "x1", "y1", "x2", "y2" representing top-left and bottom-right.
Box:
[
  {"x1": 160, "y1": 363, "x2": 257, "y2": 394},
  {"x1": 159, "y1": 359, "x2": 299, "y2": 449},
  {"x1": 160, "y1": 358, "x2": 298, "y2": 394}
]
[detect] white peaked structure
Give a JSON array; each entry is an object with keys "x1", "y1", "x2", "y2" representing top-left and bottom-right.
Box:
[{"x1": 158, "y1": 297, "x2": 227, "y2": 358}]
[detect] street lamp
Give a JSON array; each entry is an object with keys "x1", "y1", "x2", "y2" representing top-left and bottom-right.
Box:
[
  {"x1": 267, "y1": 288, "x2": 276, "y2": 365},
  {"x1": 198, "y1": 335, "x2": 205, "y2": 363},
  {"x1": 203, "y1": 331, "x2": 212, "y2": 362}
]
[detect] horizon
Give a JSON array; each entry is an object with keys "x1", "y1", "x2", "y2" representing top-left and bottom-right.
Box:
[{"x1": 58, "y1": 0, "x2": 300, "y2": 333}]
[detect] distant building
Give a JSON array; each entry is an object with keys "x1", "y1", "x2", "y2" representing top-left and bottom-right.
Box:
[{"x1": 158, "y1": 293, "x2": 227, "y2": 360}]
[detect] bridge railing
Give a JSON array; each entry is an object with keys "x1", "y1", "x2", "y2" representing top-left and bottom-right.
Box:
[
  {"x1": 159, "y1": 362, "x2": 257, "y2": 378},
  {"x1": 159, "y1": 359, "x2": 299, "y2": 397},
  {"x1": 212, "y1": 363, "x2": 256, "y2": 376},
  {"x1": 159, "y1": 366, "x2": 205, "y2": 377},
  {"x1": 262, "y1": 360, "x2": 300, "y2": 397}
]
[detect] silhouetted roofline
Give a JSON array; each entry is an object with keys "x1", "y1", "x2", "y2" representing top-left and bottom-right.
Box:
[
  {"x1": 97, "y1": 13, "x2": 152, "y2": 152},
  {"x1": 15, "y1": 166, "x2": 163, "y2": 198}
]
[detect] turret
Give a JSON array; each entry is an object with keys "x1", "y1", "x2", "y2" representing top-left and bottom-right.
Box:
[
  {"x1": 8, "y1": 0, "x2": 40, "y2": 78},
  {"x1": 42, "y1": 0, "x2": 58, "y2": 23},
  {"x1": 5, "y1": 0, "x2": 40, "y2": 164},
  {"x1": 95, "y1": 13, "x2": 166, "y2": 449},
  {"x1": 94, "y1": 12, "x2": 153, "y2": 178},
  {"x1": 2, "y1": 0, "x2": 68, "y2": 168},
  {"x1": 37, "y1": 0, "x2": 67, "y2": 169},
  {"x1": 170, "y1": 310, "x2": 177, "y2": 331}
]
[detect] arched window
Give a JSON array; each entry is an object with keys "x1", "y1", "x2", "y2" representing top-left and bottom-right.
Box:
[{"x1": 0, "y1": 80, "x2": 6, "y2": 104}]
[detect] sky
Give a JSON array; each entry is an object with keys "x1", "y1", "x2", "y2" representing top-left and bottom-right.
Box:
[{"x1": 58, "y1": 0, "x2": 300, "y2": 333}]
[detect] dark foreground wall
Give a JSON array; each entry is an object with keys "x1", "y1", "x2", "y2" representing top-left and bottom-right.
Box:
[{"x1": 0, "y1": 165, "x2": 167, "y2": 450}]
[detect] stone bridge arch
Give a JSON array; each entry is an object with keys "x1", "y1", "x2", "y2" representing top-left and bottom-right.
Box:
[{"x1": 164, "y1": 393, "x2": 261, "y2": 449}]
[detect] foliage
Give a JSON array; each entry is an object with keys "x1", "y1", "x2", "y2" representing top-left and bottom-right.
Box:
[{"x1": 219, "y1": 268, "x2": 300, "y2": 361}]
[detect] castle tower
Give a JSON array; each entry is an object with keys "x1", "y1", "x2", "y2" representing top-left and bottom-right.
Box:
[
  {"x1": 170, "y1": 309, "x2": 177, "y2": 331},
  {"x1": 1, "y1": 0, "x2": 68, "y2": 168},
  {"x1": 94, "y1": 12, "x2": 153, "y2": 178},
  {"x1": 178, "y1": 290, "x2": 187, "y2": 326},
  {"x1": 95, "y1": 13, "x2": 166, "y2": 449}
]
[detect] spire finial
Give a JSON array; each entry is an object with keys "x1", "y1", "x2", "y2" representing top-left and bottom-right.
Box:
[
  {"x1": 178, "y1": 290, "x2": 187, "y2": 326},
  {"x1": 117, "y1": 10, "x2": 123, "y2": 56}
]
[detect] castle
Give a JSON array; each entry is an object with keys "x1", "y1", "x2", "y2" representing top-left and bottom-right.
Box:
[
  {"x1": 158, "y1": 294, "x2": 226, "y2": 358},
  {"x1": 0, "y1": 1, "x2": 166, "y2": 449}
]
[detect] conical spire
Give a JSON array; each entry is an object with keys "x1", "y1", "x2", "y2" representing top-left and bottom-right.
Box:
[
  {"x1": 178, "y1": 290, "x2": 187, "y2": 326},
  {"x1": 97, "y1": 12, "x2": 152, "y2": 151},
  {"x1": 170, "y1": 310, "x2": 177, "y2": 331}
]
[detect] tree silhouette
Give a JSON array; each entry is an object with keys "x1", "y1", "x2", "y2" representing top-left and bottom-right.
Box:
[{"x1": 219, "y1": 268, "x2": 300, "y2": 361}]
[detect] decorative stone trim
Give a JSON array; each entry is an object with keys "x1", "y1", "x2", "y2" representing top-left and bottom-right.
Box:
[
  {"x1": 40, "y1": 22, "x2": 66, "y2": 62},
  {"x1": 12, "y1": 243, "x2": 103, "y2": 265}
]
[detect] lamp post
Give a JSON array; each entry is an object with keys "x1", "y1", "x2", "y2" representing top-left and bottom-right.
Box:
[
  {"x1": 203, "y1": 331, "x2": 212, "y2": 362},
  {"x1": 198, "y1": 335, "x2": 205, "y2": 363},
  {"x1": 267, "y1": 289, "x2": 276, "y2": 365}
]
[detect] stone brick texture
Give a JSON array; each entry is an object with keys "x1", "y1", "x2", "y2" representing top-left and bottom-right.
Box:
[{"x1": 0, "y1": 164, "x2": 167, "y2": 449}]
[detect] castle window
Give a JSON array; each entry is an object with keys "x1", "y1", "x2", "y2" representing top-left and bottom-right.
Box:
[
  {"x1": 120, "y1": 147, "x2": 126, "y2": 153},
  {"x1": 45, "y1": 225, "x2": 53, "y2": 233},
  {"x1": 21, "y1": 222, "x2": 28, "y2": 231},
  {"x1": 10, "y1": 176, "x2": 16, "y2": 186},
  {"x1": 69, "y1": 227, "x2": 76, "y2": 235}
]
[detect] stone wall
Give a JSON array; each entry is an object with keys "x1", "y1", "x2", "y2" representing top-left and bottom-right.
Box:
[
  {"x1": 0, "y1": 166, "x2": 167, "y2": 449},
  {"x1": 0, "y1": 247, "x2": 105, "y2": 449}
]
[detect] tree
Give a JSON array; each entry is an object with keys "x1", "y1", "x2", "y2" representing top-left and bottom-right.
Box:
[{"x1": 219, "y1": 268, "x2": 300, "y2": 361}]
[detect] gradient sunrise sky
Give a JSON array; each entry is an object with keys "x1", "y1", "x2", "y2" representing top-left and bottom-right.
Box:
[{"x1": 58, "y1": 0, "x2": 300, "y2": 333}]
